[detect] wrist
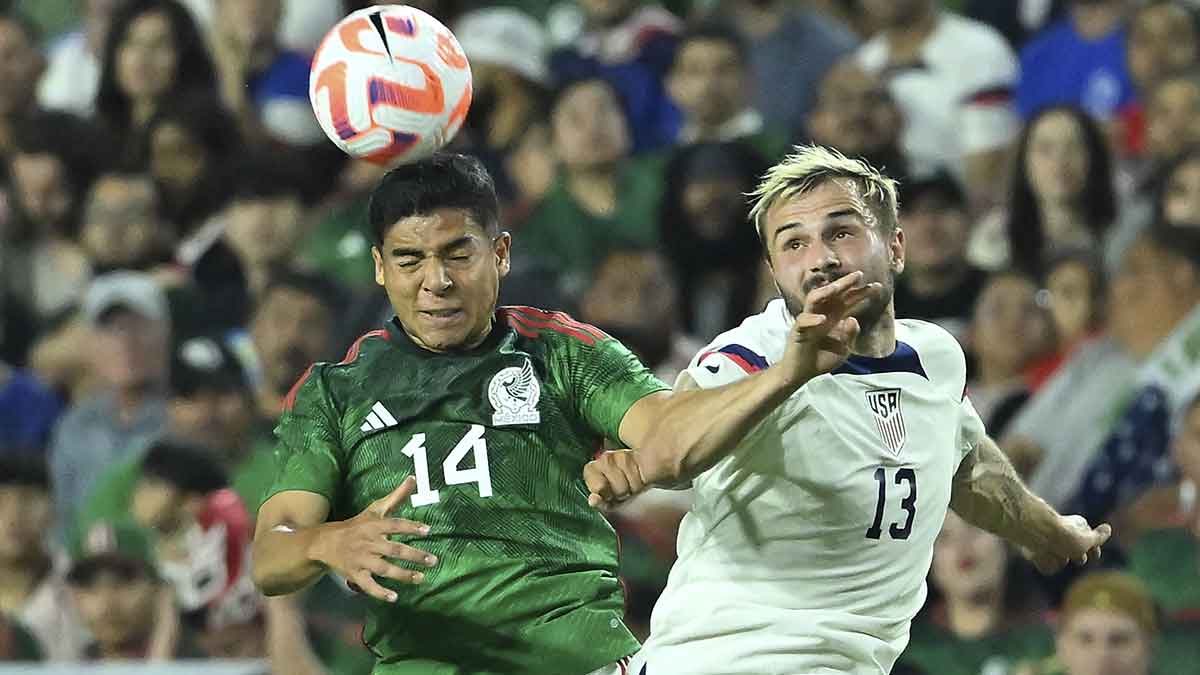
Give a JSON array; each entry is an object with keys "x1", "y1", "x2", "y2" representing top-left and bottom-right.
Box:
[
  {"x1": 301, "y1": 522, "x2": 333, "y2": 569},
  {"x1": 1022, "y1": 499, "x2": 1061, "y2": 552},
  {"x1": 766, "y1": 361, "x2": 811, "y2": 395}
]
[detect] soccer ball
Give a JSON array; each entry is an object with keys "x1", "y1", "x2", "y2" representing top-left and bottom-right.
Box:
[{"x1": 309, "y1": 5, "x2": 473, "y2": 166}]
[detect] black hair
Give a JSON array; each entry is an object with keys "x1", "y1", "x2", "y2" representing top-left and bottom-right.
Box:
[
  {"x1": 366, "y1": 152, "x2": 500, "y2": 246},
  {"x1": 226, "y1": 152, "x2": 307, "y2": 204},
  {"x1": 898, "y1": 170, "x2": 967, "y2": 212},
  {"x1": 145, "y1": 91, "x2": 241, "y2": 165},
  {"x1": 96, "y1": 0, "x2": 217, "y2": 137},
  {"x1": 548, "y1": 75, "x2": 625, "y2": 120},
  {"x1": 258, "y1": 267, "x2": 346, "y2": 314},
  {"x1": 672, "y1": 20, "x2": 749, "y2": 70},
  {"x1": 0, "y1": 456, "x2": 49, "y2": 490},
  {"x1": 142, "y1": 440, "x2": 229, "y2": 495},
  {"x1": 1006, "y1": 105, "x2": 1116, "y2": 276}
]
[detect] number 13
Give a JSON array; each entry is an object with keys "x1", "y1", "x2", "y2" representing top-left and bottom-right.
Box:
[{"x1": 866, "y1": 467, "x2": 917, "y2": 540}]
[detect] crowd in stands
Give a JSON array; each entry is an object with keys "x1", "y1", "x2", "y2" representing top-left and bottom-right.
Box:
[{"x1": 1, "y1": 0, "x2": 1199, "y2": 673}]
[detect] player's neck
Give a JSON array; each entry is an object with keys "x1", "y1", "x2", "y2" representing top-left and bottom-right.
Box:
[
  {"x1": 851, "y1": 308, "x2": 896, "y2": 358},
  {"x1": 945, "y1": 592, "x2": 1004, "y2": 639}
]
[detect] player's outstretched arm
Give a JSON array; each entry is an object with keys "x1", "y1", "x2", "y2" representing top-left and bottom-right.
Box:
[
  {"x1": 950, "y1": 435, "x2": 1112, "y2": 575},
  {"x1": 603, "y1": 272, "x2": 877, "y2": 498},
  {"x1": 251, "y1": 477, "x2": 436, "y2": 603}
]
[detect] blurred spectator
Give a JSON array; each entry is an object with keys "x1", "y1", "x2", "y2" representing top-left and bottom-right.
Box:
[
  {"x1": 1016, "y1": 0, "x2": 1135, "y2": 123},
  {"x1": 1119, "y1": 1, "x2": 1200, "y2": 160},
  {"x1": 893, "y1": 171, "x2": 987, "y2": 343},
  {"x1": 96, "y1": 0, "x2": 217, "y2": 165},
  {"x1": 66, "y1": 519, "x2": 198, "y2": 660},
  {"x1": 1153, "y1": 144, "x2": 1200, "y2": 227},
  {"x1": 0, "y1": 11, "x2": 46, "y2": 160},
  {"x1": 144, "y1": 91, "x2": 240, "y2": 234},
  {"x1": 1036, "y1": 249, "x2": 1106, "y2": 372},
  {"x1": 806, "y1": 56, "x2": 909, "y2": 184},
  {"x1": 2, "y1": 111, "x2": 101, "y2": 327},
  {"x1": 0, "y1": 614, "x2": 41, "y2": 661},
  {"x1": 241, "y1": 269, "x2": 342, "y2": 420},
  {"x1": 79, "y1": 170, "x2": 175, "y2": 274},
  {"x1": 0, "y1": 457, "x2": 89, "y2": 661},
  {"x1": 1029, "y1": 571, "x2": 1155, "y2": 675},
  {"x1": 37, "y1": 0, "x2": 126, "y2": 116},
  {"x1": 208, "y1": 0, "x2": 322, "y2": 147},
  {"x1": 665, "y1": 22, "x2": 789, "y2": 160},
  {"x1": 659, "y1": 140, "x2": 768, "y2": 339},
  {"x1": 858, "y1": 0, "x2": 1020, "y2": 211},
  {"x1": 710, "y1": 0, "x2": 858, "y2": 134},
  {"x1": 1063, "y1": 224, "x2": 1200, "y2": 526},
  {"x1": 1119, "y1": 394, "x2": 1200, "y2": 616},
  {"x1": 217, "y1": 157, "x2": 308, "y2": 300},
  {"x1": 186, "y1": 0, "x2": 344, "y2": 54},
  {"x1": 453, "y1": 8, "x2": 553, "y2": 206},
  {"x1": 970, "y1": 106, "x2": 1117, "y2": 274},
  {"x1": 0, "y1": 363, "x2": 62, "y2": 455},
  {"x1": 49, "y1": 272, "x2": 170, "y2": 537},
  {"x1": 1008, "y1": 225, "x2": 1196, "y2": 504},
  {"x1": 579, "y1": 248, "x2": 703, "y2": 382},
  {"x1": 81, "y1": 335, "x2": 277, "y2": 534},
  {"x1": 517, "y1": 77, "x2": 664, "y2": 299},
  {"x1": 900, "y1": 512, "x2": 1051, "y2": 675},
  {"x1": 967, "y1": 271, "x2": 1053, "y2": 435},
  {"x1": 548, "y1": 0, "x2": 683, "y2": 153}
]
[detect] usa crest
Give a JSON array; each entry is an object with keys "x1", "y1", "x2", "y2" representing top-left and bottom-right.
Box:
[
  {"x1": 488, "y1": 358, "x2": 541, "y2": 426},
  {"x1": 866, "y1": 388, "x2": 906, "y2": 454}
]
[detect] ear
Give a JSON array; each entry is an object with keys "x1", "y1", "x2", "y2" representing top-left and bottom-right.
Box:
[
  {"x1": 372, "y1": 246, "x2": 385, "y2": 287},
  {"x1": 494, "y1": 232, "x2": 512, "y2": 279},
  {"x1": 889, "y1": 227, "x2": 906, "y2": 276}
]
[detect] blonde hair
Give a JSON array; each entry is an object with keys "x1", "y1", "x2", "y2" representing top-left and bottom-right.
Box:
[{"x1": 747, "y1": 144, "x2": 901, "y2": 240}]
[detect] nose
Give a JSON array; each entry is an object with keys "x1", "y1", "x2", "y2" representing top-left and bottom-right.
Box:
[
  {"x1": 808, "y1": 239, "x2": 840, "y2": 274},
  {"x1": 422, "y1": 258, "x2": 452, "y2": 295}
]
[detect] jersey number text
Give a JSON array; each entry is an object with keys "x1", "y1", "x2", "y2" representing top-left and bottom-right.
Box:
[
  {"x1": 399, "y1": 424, "x2": 492, "y2": 506},
  {"x1": 866, "y1": 466, "x2": 917, "y2": 540}
]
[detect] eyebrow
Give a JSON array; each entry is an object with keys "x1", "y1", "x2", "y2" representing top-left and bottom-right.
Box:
[
  {"x1": 390, "y1": 235, "x2": 476, "y2": 258},
  {"x1": 772, "y1": 209, "x2": 860, "y2": 241}
]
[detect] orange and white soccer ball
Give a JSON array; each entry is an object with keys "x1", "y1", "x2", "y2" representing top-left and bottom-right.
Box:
[{"x1": 309, "y1": 5, "x2": 473, "y2": 165}]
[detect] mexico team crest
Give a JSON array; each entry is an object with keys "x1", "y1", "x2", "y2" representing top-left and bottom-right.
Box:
[
  {"x1": 866, "y1": 388, "x2": 906, "y2": 454},
  {"x1": 489, "y1": 358, "x2": 541, "y2": 426}
]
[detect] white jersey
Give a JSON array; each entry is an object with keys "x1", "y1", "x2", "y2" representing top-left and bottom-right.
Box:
[{"x1": 634, "y1": 299, "x2": 986, "y2": 675}]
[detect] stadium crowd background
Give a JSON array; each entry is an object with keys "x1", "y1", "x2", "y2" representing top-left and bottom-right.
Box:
[{"x1": 1, "y1": 0, "x2": 1199, "y2": 673}]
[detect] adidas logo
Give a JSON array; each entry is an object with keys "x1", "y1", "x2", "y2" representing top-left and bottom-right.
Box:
[{"x1": 360, "y1": 401, "x2": 398, "y2": 432}]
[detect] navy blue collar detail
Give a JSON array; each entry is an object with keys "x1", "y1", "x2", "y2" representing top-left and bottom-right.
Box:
[{"x1": 831, "y1": 340, "x2": 928, "y2": 379}]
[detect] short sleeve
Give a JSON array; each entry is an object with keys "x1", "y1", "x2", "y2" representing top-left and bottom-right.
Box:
[
  {"x1": 957, "y1": 394, "x2": 988, "y2": 462},
  {"x1": 264, "y1": 365, "x2": 343, "y2": 506},
  {"x1": 566, "y1": 336, "x2": 671, "y2": 443},
  {"x1": 958, "y1": 40, "x2": 1020, "y2": 154}
]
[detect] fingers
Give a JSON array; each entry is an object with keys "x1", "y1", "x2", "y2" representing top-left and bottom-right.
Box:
[
  {"x1": 584, "y1": 451, "x2": 646, "y2": 509},
  {"x1": 369, "y1": 476, "x2": 417, "y2": 516},
  {"x1": 1092, "y1": 523, "x2": 1113, "y2": 547},
  {"x1": 372, "y1": 540, "x2": 438, "y2": 567},
  {"x1": 367, "y1": 559, "x2": 427, "y2": 586},
  {"x1": 376, "y1": 517, "x2": 432, "y2": 537},
  {"x1": 807, "y1": 271, "x2": 864, "y2": 309},
  {"x1": 350, "y1": 573, "x2": 403, "y2": 603}
]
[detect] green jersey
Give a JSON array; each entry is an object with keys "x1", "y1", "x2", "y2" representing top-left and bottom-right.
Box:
[{"x1": 267, "y1": 306, "x2": 671, "y2": 674}]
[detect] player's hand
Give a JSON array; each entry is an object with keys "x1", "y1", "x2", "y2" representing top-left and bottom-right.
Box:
[
  {"x1": 779, "y1": 271, "x2": 881, "y2": 385},
  {"x1": 311, "y1": 476, "x2": 436, "y2": 603},
  {"x1": 1024, "y1": 514, "x2": 1112, "y2": 575},
  {"x1": 584, "y1": 450, "x2": 647, "y2": 509}
]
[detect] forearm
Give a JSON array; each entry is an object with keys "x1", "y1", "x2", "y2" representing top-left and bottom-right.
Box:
[
  {"x1": 634, "y1": 366, "x2": 800, "y2": 484},
  {"x1": 265, "y1": 596, "x2": 328, "y2": 675},
  {"x1": 949, "y1": 435, "x2": 1060, "y2": 552},
  {"x1": 251, "y1": 524, "x2": 330, "y2": 596}
]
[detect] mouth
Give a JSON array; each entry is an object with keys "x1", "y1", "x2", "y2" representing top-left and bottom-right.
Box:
[{"x1": 420, "y1": 309, "x2": 463, "y2": 324}]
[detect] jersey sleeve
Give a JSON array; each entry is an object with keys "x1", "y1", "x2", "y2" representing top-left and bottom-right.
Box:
[
  {"x1": 265, "y1": 365, "x2": 344, "y2": 506},
  {"x1": 680, "y1": 343, "x2": 770, "y2": 390},
  {"x1": 559, "y1": 335, "x2": 671, "y2": 443},
  {"x1": 957, "y1": 393, "x2": 988, "y2": 462}
]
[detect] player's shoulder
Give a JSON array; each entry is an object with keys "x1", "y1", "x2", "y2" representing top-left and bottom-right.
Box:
[
  {"x1": 499, "y1": 305, "x2": 611, "y2": 347},
  {"x1": 896, "y1": 318, "x2": 968, "y2": 392},
  {"x1": 281, "y1": 328, "x2": 392, "y2": 413},
  {"x1": 690, "y1": 300, "x2": 787, "y2": 375}
]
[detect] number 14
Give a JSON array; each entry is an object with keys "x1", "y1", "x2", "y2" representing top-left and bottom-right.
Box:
[{"x1": 400, "y1": 424, "x2": 492, "y2": 506}]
